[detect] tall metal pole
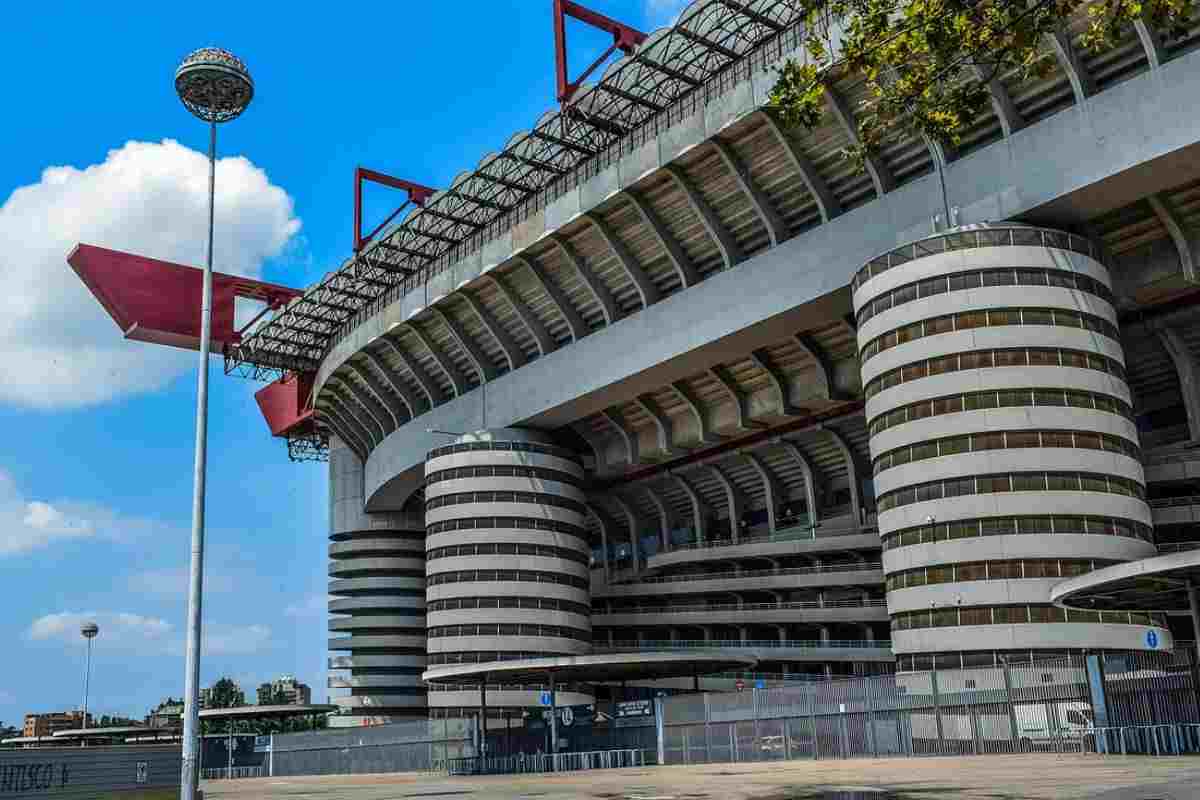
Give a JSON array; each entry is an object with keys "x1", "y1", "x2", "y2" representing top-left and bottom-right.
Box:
[
  {"x1": 82, "y1": 636, "x2": 93, "y2": 730},
  {"x1": 181, "y1": 120, "x2": 217, "y2": 800}
]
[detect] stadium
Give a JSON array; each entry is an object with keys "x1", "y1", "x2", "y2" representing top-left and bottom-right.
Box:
[{"x1": 71, "y1": 0, "x2": 1200, "y2": 731}]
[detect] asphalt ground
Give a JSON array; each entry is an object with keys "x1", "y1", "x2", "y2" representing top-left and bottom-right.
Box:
[{"x1": 201, "y1": 753, "x2": 1200, "y2": 799}]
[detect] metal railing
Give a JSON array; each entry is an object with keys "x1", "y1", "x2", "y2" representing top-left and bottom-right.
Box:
[
  {"x1": 446, "y1": 748, "x2": 645, "y2": 775},
  {"x1": 1156, "y1": 542, "x2": 1200, "y2": 553},
  {"x1": 655, "y1": 524, "x2": 878, "y2": 554},
  {"x1": 1149, "y1": 495, "x2": 1200, "y2": 508},
  {"x1": 597, "y1": 639, "x2": 891, "y2": 651},
  {"x1": 200, "y1": 766, "x2": 263, "y2": 780},
  {"x1": 594, "y1": 599, "x2": 887, "y2": 616},
  {"x1": 605, "y1": 562, "x2": 883, "y2": 586}
]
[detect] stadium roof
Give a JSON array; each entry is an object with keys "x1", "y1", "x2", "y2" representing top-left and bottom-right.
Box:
[{"x1": 226, "y1": 0, "x2": 806, "y2": 380}]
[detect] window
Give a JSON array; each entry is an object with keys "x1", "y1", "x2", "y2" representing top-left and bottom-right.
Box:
[
  {"x1": 957, "y1": 310, "x2": 988, "y2": 329},
  {"x1": 916, "y1": 482, "x2": 943, "y2": 502},
  {"x1": 1006, "y1": 431, "x2": 1040, "y2": 448},
  {"x1": 957, "y1": 562, "x2": 987, "y2": 581},
  {"x1": 950, "y1": 272, "x2": 982, "y2": 291},
  {"x1": 939, "y1": 436, "x2": 970, "y2": 456},
  {"x1": 988, "y1": 560, "x2": 1023, "y2": 579},
  {"x1": 909, "y1": 402, "x2": 933, "y2": 421},
  {"x1": 913, "y1": 441, "x2": 939, "y2": 461},
  {"x1": 1075, "y1": 432, "x2": 1103, "y2": 450},
  {"x1": 978, "y1": 475, "x2": 1011, "y2": 493},
  {"x1": 1035, "y1": 390, "x2": 1066, "y2": 407},
  {"x1": 964, "y1": 390, "x2": 997, "y2": 409},
  {"x1": 944, "y1": 477, "x2": 976, "y2": 498},
  {"x1": 904, "y1": 361, "x2": 929, "y2": 380},
  {"x1": 1046, "y1": 271, "x2": 1076, "y2": 289},
  {"x1": 933, "y1": 396, "x2": 963, "y2": 415},
  {"x1": 983, "y1": 270, "x2": 1016, "y2": 286},
  {"x1": 1047, "y1": 473, "x2": 1081, "y2": 491},
  {"x1": 1041, "y1": 431, "x2": 1073, "y2": 448},
  {"x1": 994, "y1": 349, "x2": 1028, "y2": 367},
  {"x1": 920, "y1": 277, "x2": 948, "y2": 297},
  {"x1": 974, "y1": 432, "x2": 1005, "y2": 450},
  {"x1": 1018, "y1": 516, "x2": 1053, "y2": 534},
  {"x1": 948, "y1": 520, "x2": 978, "y2": 539},
  {"x1": 1021, "y1": 309, "x2": 1053, "y2": 326},
  {"x1": 925, "y1": 315, "x2": 955, "y2": 336},
  {"x1": 1028, "y1": 348, "x2": 1060, "y2": 366},
  {"x1": 928, "y1": 355, "x2": 957, "y2": 376},
  {"x1": 933, "y1": 608, "x2": 959, "y2": 627},
  {"x1": 1081, "y1": 474, "x2": 1109, "y2": 493},
  {"x1": 981, "y1": 517, "x2": 1016, "y2": 536},
  {"x1": 960, "y1": 351, "x2": 994, "y2": 371},
  {"x1": 993, "y1": 606, "x2": 1028, "y2": 624},
  {"x1": 1024, "y1": 560, "x2": 1060, "y2": 579},
  {"x1": 1061, "y1": 351, "x2": 1089, "y2": 368},
  {"x1": 960, "y1": 607, "x2": 993, "y2": 626},
  {"x1": 1016, "y1": 269, "x2": 1047, "y2": 286},
  {"x1": 988, "y1": 308, "x2": 1022, "y2": 326},
  {"x1": 1060, "y1": 560, "x2": 1093, "y2": 577}
]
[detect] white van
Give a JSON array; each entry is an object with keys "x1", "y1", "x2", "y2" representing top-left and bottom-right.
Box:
[{"x1": 1014, "y1": 701, "x2": 1094, "y2": 748}]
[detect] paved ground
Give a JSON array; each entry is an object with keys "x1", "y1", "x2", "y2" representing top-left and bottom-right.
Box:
[{"x1": 202, "y1": 754, "x2": 1200, "y2": 799}]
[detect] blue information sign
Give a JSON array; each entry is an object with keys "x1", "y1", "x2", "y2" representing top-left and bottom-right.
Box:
[
  {"x1": 540, "y1": 690, "x2": 552, "y2": 706},
  {"x1": 1146, "y1": 629, "x2": 1159, "y2": 649},
  {"x1": 755, "y1": 679, "x2": 766, "y2": 690}
]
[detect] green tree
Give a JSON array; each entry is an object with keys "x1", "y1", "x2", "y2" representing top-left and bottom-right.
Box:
[
  {"x1": 769, "y1": 0, "x2": 1193, "y2": 166},
  {"x1": 208, "y1": 677, "x2": 245, "y2": 708}
]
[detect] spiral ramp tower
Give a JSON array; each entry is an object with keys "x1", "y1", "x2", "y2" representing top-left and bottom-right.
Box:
[
  {"x1": 327, "y1": 436, "x2": 428, "y2": 725},
  {"x1": 853, "y1": 225, "x2": 1170, "y2": 669},
  {"x1": 423, "y1": 429, "x2": 595, "y2": 715}
]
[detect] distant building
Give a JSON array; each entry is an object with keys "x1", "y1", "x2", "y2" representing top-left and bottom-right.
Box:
[
  {"x1": 23, "y1": 711, "x2": 91, "y2": 738},
  {"x1": 200, "y1": 680, "x2": 245, "y2": 709},
  {"x1": 145, "y1": 700, "x2": 184, "y2": 728},
  {"x1": 257, "y1": 675, "x2": 311, "y2": 706}
]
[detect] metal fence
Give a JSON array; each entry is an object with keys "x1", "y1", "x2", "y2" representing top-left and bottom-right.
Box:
[
  {"x1": 267, "y1": 718, "x2": 471, "y2": 777},
  {"x1": 447, "y1": 748, "x2": 645, "y2": 775},
  {"x1": 659, "y1": 649, "x2": 1200, "y2": 765}
]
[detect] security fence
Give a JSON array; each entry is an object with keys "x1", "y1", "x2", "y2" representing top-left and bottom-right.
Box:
[
  {"x1": 658, "y1": 648, "x2": 1200, "y2": 764},
  {"x1": 267, "y1": 718, "x2": 471, "y2": 776}
]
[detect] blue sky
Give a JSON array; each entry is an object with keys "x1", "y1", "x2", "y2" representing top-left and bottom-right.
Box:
[{"x1": 0, "y1": 0, "x2": 689, "y2": 726}]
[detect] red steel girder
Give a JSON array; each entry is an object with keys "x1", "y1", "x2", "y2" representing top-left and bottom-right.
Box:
[
  {"x1": 554, "y1": 0, "x2": 647, "y2": 104},
  {"x1": 354, "y1": 167, "x2": 437, "y2": 253}
]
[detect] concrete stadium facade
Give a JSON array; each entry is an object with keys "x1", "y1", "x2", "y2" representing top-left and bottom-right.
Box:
[{"x1": 315, "y1": 2, "x2": 1200, "y2": 722}]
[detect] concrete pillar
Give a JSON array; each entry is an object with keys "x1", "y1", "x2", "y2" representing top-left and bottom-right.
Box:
[
  {"x1": 862, "y1": 624, "x2": 875, "y2": 644},
  {"x1": 701, "y1": 626, "x2": 713, "y2": 643},
  {"x1": 817, "y1": 590, "x2": 826, "y2": 609},
  {"x1": 819, "y1": 625, "x2": 831, "y2": 645},
  {"x1": 824, "y1": 664, "x2": 834, "y2": 679},
  {"x1": 740, "y1": 627, "x2": 749, "y2": 644},
  {"x1": 1189, "y1": 580, "x2": 1200, "y2": 665},
  {"x1": 670, "y1": 629, "x2": 679, "y2": 643}
]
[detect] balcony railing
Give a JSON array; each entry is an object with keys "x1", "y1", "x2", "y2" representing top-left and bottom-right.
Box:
[
  {"x1": 595, "y1": 639, "x2": 892, "y2": 651},
  {"x1": 1149, "y1": 496, "x2": 1200, "y2": 508},
  {"x1": 594, "y1": 599, "x2": 887, "y2": 616},
  {"x1": 603, "y1": 562, "x2": 883, "y2": 587}
]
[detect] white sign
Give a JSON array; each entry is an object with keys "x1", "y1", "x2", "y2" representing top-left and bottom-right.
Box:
[{"x1": 135, "y1": 762, "x2": 148, "y2": 784}]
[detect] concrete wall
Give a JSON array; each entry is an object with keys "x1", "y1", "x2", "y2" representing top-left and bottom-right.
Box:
[
  {"x1": 354, "y1": 49, "x2": 1200, "y2": 509},
  {"x1": 0, "y1": 745, "x2": 179, "y2": 799}
]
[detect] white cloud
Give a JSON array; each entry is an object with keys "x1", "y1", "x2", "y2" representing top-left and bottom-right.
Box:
[
  {"x1": 194, "y1": 624, "x2": 273, "y2": 657},
  {"x1": 28, "y1": 611, "x2": 271, "y2": 658},
  {"x1": 126, "y1": 567, "x2": 235, "y2": 597},
  {"x1": 0, "y1": 470, "x2": 169, "y2": 557},
  {"x1": 28, "y1": 611, "x2": 173, "y2": 648},
  {"x1": 0, "y1": 139, "x2": 301, "y2": 409}
]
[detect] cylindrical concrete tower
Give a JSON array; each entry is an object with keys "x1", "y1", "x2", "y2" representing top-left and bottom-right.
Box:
[
  {"x1": 424, "y1": 428, "x2": 593, "y2": 713},
  {"x1": 853, "y1": 225, "x2": 1166, "y2": 669},
  {"x1": 327, "y1": 436, "x2": 428, "y2": 724}
]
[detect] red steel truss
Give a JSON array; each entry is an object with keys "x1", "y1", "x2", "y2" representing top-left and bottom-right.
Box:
[{"x1": 554, "y1": 0, "x2": 646, "y2": 104}]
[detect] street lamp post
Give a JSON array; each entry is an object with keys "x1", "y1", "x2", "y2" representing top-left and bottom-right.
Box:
[
  {"x1": 173, "y1": 47, "x2": 254, "y2": 800},
  {"x1": 80, "y1": 622, "x2": 98, "y2": 732}
]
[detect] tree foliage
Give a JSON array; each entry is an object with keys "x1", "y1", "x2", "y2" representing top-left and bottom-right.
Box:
[
  {"x1": 768, "y1": 0, "x2": 1193, "y2": 166},
  {"x1": 207, "y1": 677, "x2": 245, "y2": 709}
]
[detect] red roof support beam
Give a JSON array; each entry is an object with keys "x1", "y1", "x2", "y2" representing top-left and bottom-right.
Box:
[
  {"x1": 255, "y1": 372, "x2": 316, "y2": 438},
  {"x1": 67, "y1": 243, "x2": 301, "y2": 352},
  {"x1": 353, "y1": 167, "x2": 436, "y2": 253},
  {"x1": 553, "y1": 0, "x2": 647, "y2": 104}
]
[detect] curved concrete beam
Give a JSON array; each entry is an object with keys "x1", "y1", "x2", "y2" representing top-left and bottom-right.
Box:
[
  {"x1": 610, "y1": 494, "x2": 644, "y2": 574},
  {"x1": 584, "y1": 212, "x2": 660, "y2": 309},
  {"x1": 460, "y1": 291, "x2": 526, "y2": 371},
  {"x1": 756, "y1": 111, "x2": 841, "y2": 223},
  {"x1": 643, "y1": 486, "x2": 678, "y2": 551},
  {"x1": 331, "y1": 377, "x2": 391, "y2": 444},
  {"x1": 586, "y1": 502, "x2": 614, "y2": 584},
  {"x1": 408, "y1": 321, "x2": 468, "y2": 397},
  {"x1": 327, "y1": 383, "x2": 382, "y2": 448},
  {"x1": 708, "y1": 365, "x2": 758, "y2": 432},
  {"x1": 972, "y1": 65, "x2": 1026, "y2": 138},
  {"x1": 633, "y1": 394, "x2": 677, "y2": 458},
  {"x1": 823, "y1": 85, "x2": 895, "y2": 197},
  {"x1": 623, "y1": 190, "x2": 699, "y2": 288},
  {"x1": 602, "y1": 408, "x2": 640, "y2": 466},
  {"x1": 485, "y1": 273, "x2": 556, "y2": 357},
  {"x1": 549, "y1": 233, "x2": 620, "y2": 325},
  {"x1": 361, "y1": 349, "x2": 422, "y2": 419},
  {"x1": 749, "y1": 347, "x2": 801, "y2": 416},
  {"x1": 793, "y1": 333, "x2": 839, "y2": 400},
  {"x1": 824, "y1": 427, "x2": 863, "y2": 527},
  {"x1": 672, "y1": 472, "x2": 710, "y2": 544},
  {"x1": 1045, "y1": 31, "x2": 1095, "y2": 105},
  {"x1": 707, "y1": 463, "x2": 744, "y2": 541},
  {"x1": 379, "y1": 332, "x2": 446, "y2": 409},
  {"x1": 779, "y1": 440, "x2": 820, "y2": 527},
  {"x1": 1157, "y1": 327, "x2": 1200, "y2": 442},
  {"x1": 571, "y1": 421, "x2": 607, "y2": 471},
  {"x1": 321, "y1": 407, "x2": 369, "y2": 461},
  {"x1": 664, "y1": 164, "x2": 743, "y2": 269},
  {"x1": 671, "y1": 380, "x2": 718, "y2": 445},
  {"x1": 712, "y1": 138, "x2": 788, "y2": 246},
  {"x1": 345, "y1": 360, "x2": 407, "y2": 430},
  {"x1": 1147, "y1": 193, "x2": 1198, "y2": 283},
  {"x1": 743, "y1": 452, "x2": 781, "y2": 533},
  {"x1": 515, "y1": 255, "x2": 587, "y2": 342},
  {"x1": 431, "y1": 306, "x2": 497, "y2": 382},
  {"x1": 1134, "y1": 18, "x2": 1167, "y2": 69}
]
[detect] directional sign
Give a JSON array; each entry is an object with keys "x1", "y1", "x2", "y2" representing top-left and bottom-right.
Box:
[
  {"x1": 615, "y1": 699, "x2": 654, "y2": 718},
  {"x1": 540, "y1": 690, "x2": 552, "y2": 706},
  {"x1": 253, "y1": 735, "x2": 272, "y2": 753}
]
